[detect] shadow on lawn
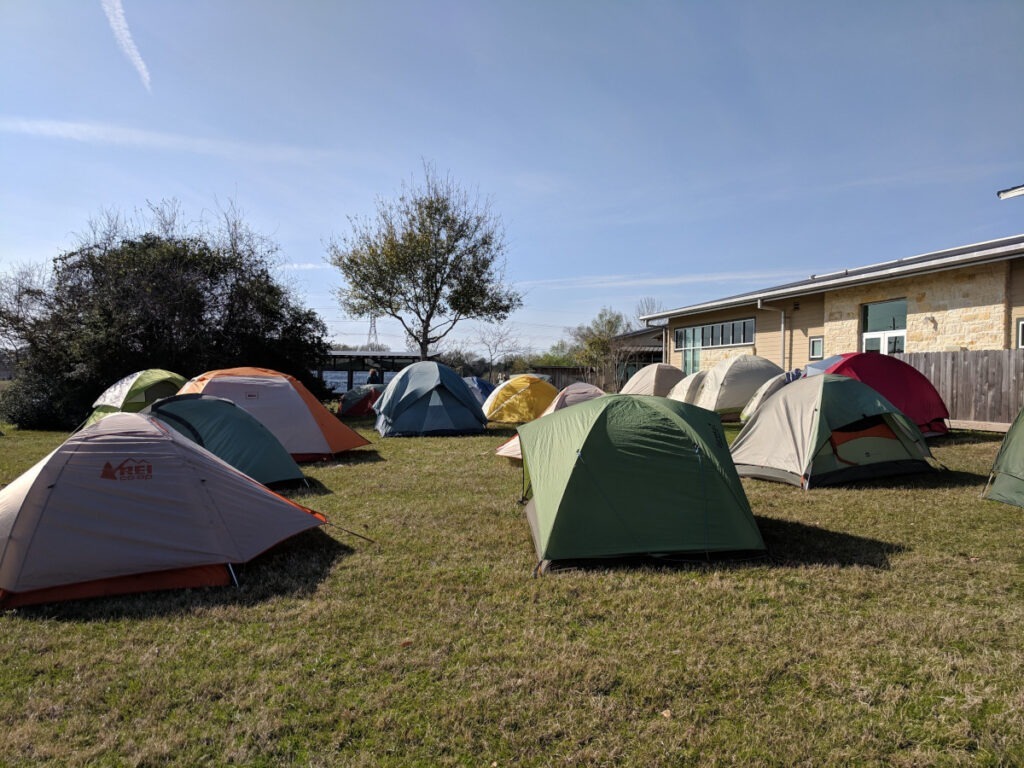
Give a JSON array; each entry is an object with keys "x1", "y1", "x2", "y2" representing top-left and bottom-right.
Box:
[
  {"x1": 757, "y1": 516, "x2": 906, "y2": 569},
  {"x1": 542, "y1": 518, "x2": 905, "y2": 575},
  {"x1": 16, "y1": 529, "x2": 351, "y2": 622}
]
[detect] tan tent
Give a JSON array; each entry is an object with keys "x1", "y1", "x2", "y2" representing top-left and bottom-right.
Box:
[
  {"x1": 0, "y1": 413, "x2": 325, "y2": 608},
  {"x1": 179, "y1": 367, "x2": 368, "y2": 461},
  {"x1": 694, "y1": 354, "x2": 783, "y2": 419},
  {"x1": 495, "y1": 382, "x2": 604, "y2": 460},
  {"x1": 739, "y1": 371, "x2": 800, "y2": 422},
  {"x1": 667, "y1": 371, "x2": 706, "y2": 403},
  {"x1": 730, "y1": 375, "x2": 940, "y2": 488},
  {"x1": 619, "y1": 364, "x2": 684, "y2": 396}
]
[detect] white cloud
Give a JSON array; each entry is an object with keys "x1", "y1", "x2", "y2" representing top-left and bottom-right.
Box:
[
  {"x1": 282, "y1": 262, "x2": 331, "y2": 271},
  {"x1": 101, "y1": 0, "x2": 151, "y2": 92},
  {"x1": 0, "y1": 117, "x2": 332, "y2": 164}
]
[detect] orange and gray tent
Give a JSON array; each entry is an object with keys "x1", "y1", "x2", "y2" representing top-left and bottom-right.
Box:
[
  {"x1": 0, "y1": 413, "x2": 325, "y2": 608},
  {"x1": 495, "y1": 382, "x2": 604, "y2": 460},
  {"x1": 178, "y1": 367, "x2": 369, "y2": 461},
  {"x1": 84, "y1": 368, "x2": 188, "y2": 427},
  {"x1": 482, "y1": 374, "x2": 558, "y2": 424},
  {"x1": 730, "y1": 375, "x2": 940, "y2": 488},
  {"x1": 693, "y1": 354, "x2": 784, "y2": 419},
  {"x1": 618, "y1": 363, "x2": 684, "y2": 397}
]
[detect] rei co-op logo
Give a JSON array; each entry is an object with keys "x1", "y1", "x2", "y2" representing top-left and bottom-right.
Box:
[{"x1": 101, "y1": 458, "x2": 154, "y2": 481}]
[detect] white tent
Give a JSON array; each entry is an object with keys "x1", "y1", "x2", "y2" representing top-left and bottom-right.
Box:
[
  {"x1": 495, "y1": 382, "x2": 605, "y2": 460},
  {"x1": 667, "y1": 371, "x2": 707, "y2": 404},
  {"x1": 693, "y1": 355, "x2": 784, "y2": 419},
  {"x1": 619, "y1": 364, "x2": 684, "y2": 397},
  {"x1": 0, "y1": 413, "x2": 324, "y2": 607}
]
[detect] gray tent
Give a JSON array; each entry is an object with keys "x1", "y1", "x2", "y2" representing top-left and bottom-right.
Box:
[
  {"x1": 619, "y1": 364, "x2": 684, "y2": 397},
  {"x1": 694, "y1": 354, "x2": 784, "y2": 420},
  {"x1": 731, "y1": 375, "x2": 940, "y2": 488}
]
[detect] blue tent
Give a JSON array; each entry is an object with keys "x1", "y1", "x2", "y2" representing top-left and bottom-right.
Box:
[
  {"x1": 462, "y1": 376, "x2": 496, "y2": 406},
  {"x1": 374, "y1": 362, "x2": 487, "y2": 437}
]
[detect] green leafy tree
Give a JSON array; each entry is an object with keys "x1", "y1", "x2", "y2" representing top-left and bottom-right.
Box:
[
  {"x1": 327, "y1": 163, "x2": 523, "y2": 360},
  {"x1": 0, "y1": 203, "x2": 328, "y2": 429},
  {"x1": 569, "y1": 307, "x2": 635, "y2": 390}
]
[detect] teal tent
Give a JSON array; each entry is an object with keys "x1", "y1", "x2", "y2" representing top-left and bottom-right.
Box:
[
  {"x1": 517, "y1": 395, "x2": 765, "y2": 571},
  {"x1": 983, "y1": 406, "x2": 1024, "y2": 508},
  {"x1": 374, "y1": 361, "x2": 487, "y2": 437},
  {"x1": 141, "y1": 394, "x2": 305, "y2": 487}
]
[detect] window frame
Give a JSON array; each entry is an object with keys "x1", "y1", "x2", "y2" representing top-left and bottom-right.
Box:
[
  {"x1": 1017, "y1": 318, "x2": 1024, "y2": 349},
  {"x1": 673, "y1": 317, "x2": 756, "y2": 351},
  {"x1": 808, "y1": 336, "x2": 824, "y2": 360}
]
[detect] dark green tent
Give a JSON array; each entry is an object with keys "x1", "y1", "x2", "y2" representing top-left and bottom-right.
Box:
[
  {"x1": 517, "y1": 395, "x2": 765, "y2": 571},
  {"x1": 983, "y1": 406, "x2": 1024, "y2": 508},
  {"x1": 141, "y1": 394, "x2": 305, "y2": 487}
]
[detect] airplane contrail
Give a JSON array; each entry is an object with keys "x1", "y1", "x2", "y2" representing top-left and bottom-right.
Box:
[{"x1": 101, "y1": 0, "x2": 151, "y2": 92}]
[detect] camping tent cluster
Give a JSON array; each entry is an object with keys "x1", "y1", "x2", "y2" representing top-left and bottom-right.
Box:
[
  {"x1": 5, "y1": 349, "x2": 995, "y2": 604},
  {"x1": 0, "y1": 365, "x2": 380, "y2": 608}
]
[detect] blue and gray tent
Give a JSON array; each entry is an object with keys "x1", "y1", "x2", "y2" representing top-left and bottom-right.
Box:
[
  {"x1": 462, "y1": 376, "x2": 496, "y2": 406},
  {"x1": 374, "y1": 362, "x2": 487, "y2": 437}
]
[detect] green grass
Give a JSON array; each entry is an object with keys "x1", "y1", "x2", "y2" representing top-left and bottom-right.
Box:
[{"x1": 1, "y1": 420, "x2": 1023, "y2": 766}]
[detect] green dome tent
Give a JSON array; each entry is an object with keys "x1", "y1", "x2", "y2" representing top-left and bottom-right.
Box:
[
  {"x1": 374, "y1": 361, "x2": 487, "y2": 437},
  {"x1": 983, "y1": 406, "x2": 1024, "y2": 508},
  {"x1": 730, "y1": 375, "x2": 940, "y2": 489},
  {"x1": 141, "y1": 394, "x2": 305, "y2": 487},
  {"x1": 517, "y1": 395, "x2": 765, "y2": 572},
  {"x1": 84, "y1": 369, "x2": 188, "y2": 427}
]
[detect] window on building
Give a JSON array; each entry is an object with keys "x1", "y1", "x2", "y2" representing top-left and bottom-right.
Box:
[
  {"x1": 861, "y1": 298, "x2": 907, "y2": 355},
  {"x1": 809, "y1": 336, "x2": 824, "y2": 360},
  {"x1": 1018, "y1": 318, "x2": 1024, "y2": 349},
  {"x1": 674, "y1": 318, "x2": 755, "y2": 374}
]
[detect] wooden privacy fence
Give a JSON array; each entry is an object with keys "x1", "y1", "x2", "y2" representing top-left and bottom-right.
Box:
[{"x1": 895, "y1": 350, "x2": 1024, "y2": 430}]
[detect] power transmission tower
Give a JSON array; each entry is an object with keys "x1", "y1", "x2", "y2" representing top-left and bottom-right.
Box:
[{"x1": 366, "y1": 316, "x2": 379, "y2": 349}]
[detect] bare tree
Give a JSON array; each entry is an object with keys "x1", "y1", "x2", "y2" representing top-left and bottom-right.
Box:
[
  {"x1": 0, "y1": 261, "x2": 50, "y2": 367},
  {"x1": 475, "y1": 322, "x2": 527, "y2": 382},
  {"x1": 635, "y1": 295, "x2": 667, "y2": 326}
]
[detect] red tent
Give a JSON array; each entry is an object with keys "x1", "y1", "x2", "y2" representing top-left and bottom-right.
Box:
[{"x1": 804, "y1": 352, "x2": 949, "y2": 436}]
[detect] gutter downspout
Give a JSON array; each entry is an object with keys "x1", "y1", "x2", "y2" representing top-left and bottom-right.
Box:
[{"x1": 757, "y1": 299, "x2": 786, "y2": 370}]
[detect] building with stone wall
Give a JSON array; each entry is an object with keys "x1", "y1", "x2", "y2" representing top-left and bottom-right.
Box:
[{"x1": 641, "y1": 234, "x2": 1024, "y2": 375}]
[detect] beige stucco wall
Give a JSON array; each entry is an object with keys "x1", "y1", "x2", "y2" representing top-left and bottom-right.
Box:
[{"x1": 824, "y1": 262, "x2": 1010, "y2": 352}]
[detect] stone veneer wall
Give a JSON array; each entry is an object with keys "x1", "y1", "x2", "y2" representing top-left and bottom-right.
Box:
[{"x1": 823, "y1": 262, "x2": 1010, "y2": 352}]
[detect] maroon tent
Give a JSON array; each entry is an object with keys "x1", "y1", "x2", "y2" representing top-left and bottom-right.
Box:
[{"x1": 804, "y1": 352, "x2": 949, "y2": 436}]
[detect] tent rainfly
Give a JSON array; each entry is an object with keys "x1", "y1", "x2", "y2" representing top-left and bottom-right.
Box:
[
  {"x1": 141, "y1": 394, "x2": 305, "y2": 487},
  {"x1": 730, "y1": 375, "x2": 941, "y2": 488},
  {"x1": 482, "y1": 374, "x2": 559, "y2": 424},
  {"x1": 178, "y1": 367, "x2": 369, "y2": 461},
  {"x1": 803, "y1": 352, "x2": 949, "y2": 436},
  {"x1": 693, "y1": 354, "x2": 784, "y2": 420},
  {"x1": 517, "y1": 394, "x2": 765, "y2": 572},
  {"x1": 982, "y1": 406, "x2": 1024, "y2": 508},
  {"x1": 0, "y1": 413, "x2": 325, "y2": 608},
  {"x1": 462, "y1": 376, "x2": 496, "y2": 406},
  {"x1": 84, "y1": 369, "x2": 188, "y2": 427},
  {"x1": 373, "y1": 361, "x2": 487, "y2": 437},
  {"x1": 495, "y1": 381, "x2": 604, "y2": 460},
  {"x1": 619, "y1": 363, "x2": 685, "y2": 397}
]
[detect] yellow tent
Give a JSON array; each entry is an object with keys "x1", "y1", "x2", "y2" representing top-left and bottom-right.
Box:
[{"x1": 482, "y1": 375, "x2": 558, "y2": 423}]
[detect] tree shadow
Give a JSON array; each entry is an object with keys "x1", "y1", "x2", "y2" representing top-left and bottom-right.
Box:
[
  {"x1": 823, "y1": 467, "x2": 988, "y2": 491},
  {"x1": 12, "y1": 529, "x2": 351, "y2": 621},
  {"x1": 930, "y1": 430, "x2": 1006, "y2": 447}
]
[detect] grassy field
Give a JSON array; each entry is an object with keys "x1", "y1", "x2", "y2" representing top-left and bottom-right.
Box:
[{"x1": 1, "y1": 418, "x2": 1022, "y2": 766}]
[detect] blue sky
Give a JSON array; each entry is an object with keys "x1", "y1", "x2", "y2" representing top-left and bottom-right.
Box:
[{"x1": 2, "y1": 1, "x2": 1023, "y2": 354}]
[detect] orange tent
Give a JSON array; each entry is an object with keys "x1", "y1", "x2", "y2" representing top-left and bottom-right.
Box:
[{"x1": 179, "y1": 367, "x2": 369, "y2": 461}]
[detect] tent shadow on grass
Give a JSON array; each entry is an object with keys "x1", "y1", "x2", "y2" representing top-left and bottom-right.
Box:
[
  {"x1": 314, "y1": 447, "x2": 385, "y2": 467},
  {"x1": 819, "y1": 468, "x2": 987, "y2": 492},
  {"x1": 757, "y1": 516, "x2": 907, "y2": 569},
  {"x1": 540, "y1": 518, "x2": 905, "y2": 575},
  {"x1": 14, "y1": 529, "x2": 351, "y2": 621}
]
